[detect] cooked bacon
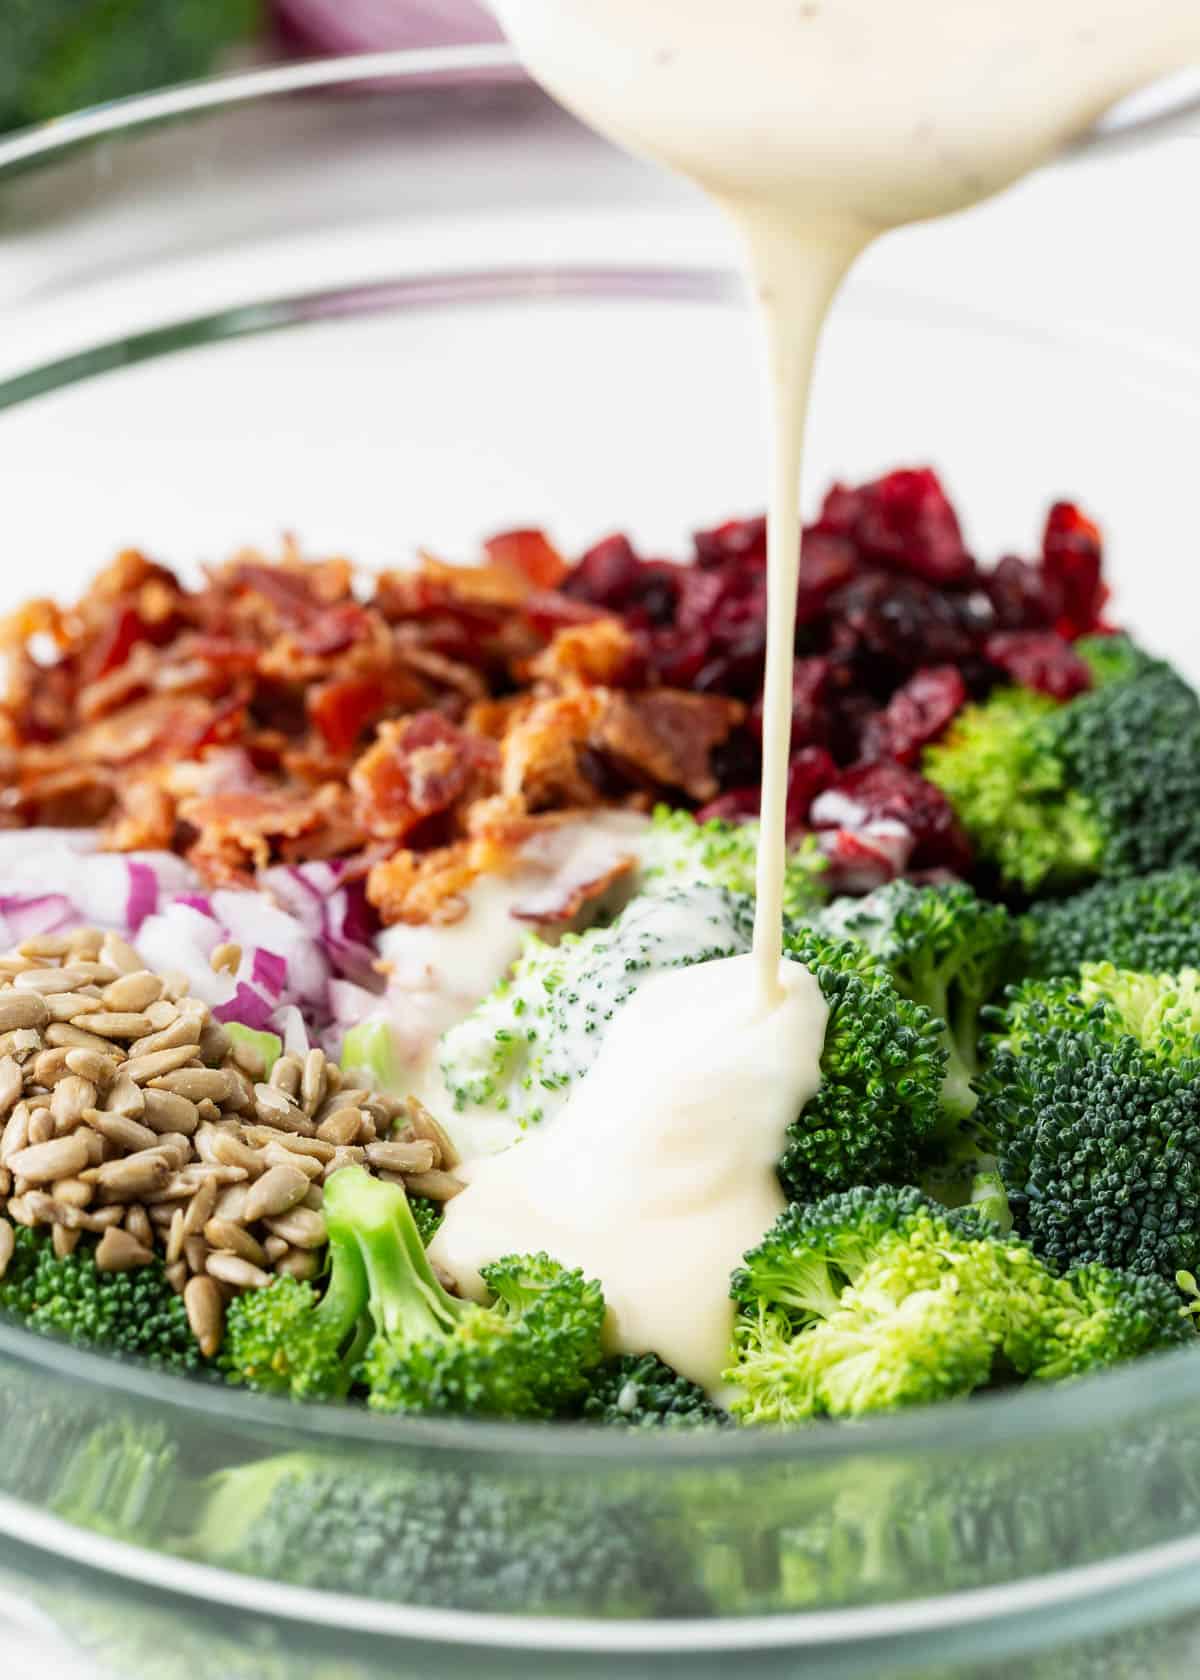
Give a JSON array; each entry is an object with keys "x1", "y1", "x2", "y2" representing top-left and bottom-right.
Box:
[
  {"x1": 498, "y1": 691, "x2": 607, "y2": 811},
  {"x1": 182, "y1": 784, "x2": 364, "y2": 882},
  {"x1": 483, "y1": 529, "x2": 569, "y2": 590},
  {"x1": 352, "y1": 713, "x2": 500, "y2": 842},
  {"x1": 526, "y1": 618, "x2": 639, "y2": 689},
  {"x1": 367, "y1": 838, "x2": 495, "y2": 926},
  {"x1": 593, "y1": 689, "x2": 743, "y2": 801},
  {"x1": 103, "y1": 778, "x2": 176, "y2": 852}
]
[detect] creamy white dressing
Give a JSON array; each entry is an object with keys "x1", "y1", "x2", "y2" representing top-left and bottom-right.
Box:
[
  {"x1": 431, "y1": 955, "x2": 827, "y2": 1390},
  {"x1": 432, "y1": 0, "x2": 1199, "y2": 1390}
]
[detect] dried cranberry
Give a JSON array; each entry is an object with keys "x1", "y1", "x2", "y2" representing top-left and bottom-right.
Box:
[
  {"x1": 696, "y1": 787, "x2": 761, "y2": 824},
  {"x1": 797, "y1": 529, "x2": 859, "y2": 624},
  {"x1": 709, "y1": 727, "x2": 761, "y2": 792},
  {"x1": 983, "y1": 631, "x2": 1093, "y2": 700},
  {"x1": 695, "y1": 626, "x2": 768, "y2": 698},
  {"x1": 1041, "y1": 502, "x2": 1109, "y2": 639},
  {"x1": 693, "y1": 517, "x2": 767, "y2": 569},
  {"x1": 749, "y1": 657, "x2": 834, "y2": 749},
  {"x1": 828, "y1": 571, "x2": 979, "y2": 675},
  {"x1": 983, "y1": 555, "x2": 1061, "y2": 632},
  {"x1": 812, "y1": 762, "x2": 972, "y2": 874},
  {"x1": 562, "y1": 534, "x2": 641, "y2": 608},
  {"x1": 643, "y1": 627, "x2": 711, "y2": 689},
  {"x1": 816, "y1": 468, "x2": 975, "y2": 587},
  {"x1": 786, "y1": 746, "x2": 837, "y2": 830},
  {"x1": 859, "y1": 665, "x2": 967, "y2": 765}
]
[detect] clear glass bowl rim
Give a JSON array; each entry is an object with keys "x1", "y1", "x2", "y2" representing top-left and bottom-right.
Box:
[{"x1": 1, "y1": 44, "x2": 1199, "y2": 1492}]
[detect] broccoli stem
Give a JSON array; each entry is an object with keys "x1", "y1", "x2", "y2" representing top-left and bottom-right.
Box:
[{"x1": 323, "y1": 1169, "x2": 465, "y2": 1348}]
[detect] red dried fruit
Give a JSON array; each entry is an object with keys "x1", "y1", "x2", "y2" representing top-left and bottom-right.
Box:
[
  {"x1": 786, "y1": 745, "x2": 838, "y2": 831},
  {"x1": 983, "y1": 554, "x2": 1059, "y2": 632},
  {"x1": 695, "y1": 787, "x2": 760, "y2": 825},
  {"x1": 562, "y1": 534, "x2": 641, "y2": 608},
  {"x1": 693, "y1": 517, "x2": 767, "y2": 569},
  {"x1": 749, "y1": 657, "x2": 834, "y2": 750},
  {"x1": 859, "y1": 665, "x2": 968, "y2": 765},
  {"x1": 1041, "y1": 501, "x2": 1109, "y2": 639},
  {"x1": 816, "y1": 468, "x2": 975, "y2": 587},
  {"x1": 828, "y1": 571, "x2": 982, "y2": 672},
  {"x1": 811, "y1": 762, "x2": 972, "y2": 874},
  {"x1": 797, "y1": 529, "x2": 858, "y2": 624},
  {"x1": 983, "y1": 631, "x2": 1093, "y2": 700}
]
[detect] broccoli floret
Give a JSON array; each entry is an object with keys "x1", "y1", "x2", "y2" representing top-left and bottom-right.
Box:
[
  {"x1": 1018, "y1": 1263, "x2": 1190, "y2": 1381},
  {"x1": 50, "y1": 1418, "x2": 179, "y2": 1544},
  {"x1": 221, "y1": 1208, "x2": 368, "y2": 1399},
  {"x1": 977, "y1": 1017, "x2": 1200, "y2": 1281},
  {"x1": 999, "y1": 961, "x2": 1200, "y2": 1067},
  {"x1": 0, "y1": 1226, "x2": 200, "y2": 1372},
  {"x1": 924, "y1": 644, "x2": 1200, "y2": 893},
  {"x1": 725, "y1": 1186, "x2": 1050, "y2": 1423},
  {"x1": 185, "y1": 1450, "x2": 708, "y2": 1615},
  {"x1": 437, "y1": 883, "x2": 750, "y2": 1140},
  {"x1": 581, "y1": 1352, "x2": 730, "y2": 1429},
  {"x1": 0, "y1": 1, "x2": 261, "y2": 133},
  {"x1": 1019, "y1": 868, "x2": 1200, "y2": 979},
  {"x1": 776, "y1": 927, "x2": 946, "y2": 1202},
  {"x1": 336, "y1": 1168, "x2": 605, "y2": 1418},
  {"x1": 408, "y1": 1194, "x2": 443, "y2": 1246},
  {"x1": 640, "y1": 805, "x2": 826, "y2": 916},
  {"x1": 814, "y1": 878, "x2": 1015, "y2": 1121}
]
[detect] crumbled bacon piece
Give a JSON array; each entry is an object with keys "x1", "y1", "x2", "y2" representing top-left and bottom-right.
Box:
[
  {"x1": 484, "y1": 529, "x2": 569, "y2": 590},
  {"x1": 593, "y1": 690, "x2": 742, "y2": 803},
  {"x1": 352, "y1": 713, "x2": 499, "y2": 842},
  {"x1": 526, "y1": 618, "x2": 639, "y2": 689},
  {"x1": 182, "y1": 784, "x2": 365, "y2": 882}
]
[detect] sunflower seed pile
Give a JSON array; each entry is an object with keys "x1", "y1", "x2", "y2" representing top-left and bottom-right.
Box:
[{"x1": 0, "y1": 925, "x2": 462, "y2": 1355}]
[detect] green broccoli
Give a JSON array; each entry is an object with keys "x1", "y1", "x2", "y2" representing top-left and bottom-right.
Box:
[
  {"x1": 221, "y1": 1203, "x2": 369, "y2": 1399},
  {"x1": 639, "y1": 805, "x2": 826, "y2": 916},
  {"x1": 50, "y1": 1417, "x2": 179, "y2": 1543},
  {"x1": 0, "y1": 0, "x2": 261, "y2": 133},
  {"x1": 924, "y1": 639, "x2": 1200, "y2": 893},
  {"x1": 725, "y1": 1185, "x2": 1181, "y2": 1424},
  {"x1": 184, "y1": 1450, "x2": 709, "y2": 1615},
  {"x1": 0, "y1": 1226, "x2": 200, "y2": 1372},
  {"x1": 776, "y1": 926, "x2": 947, "y2": 1202},
  {"x1": 408, "y1": 1195, "x2": 443, "y2": 1246},
  {"x1": 978, "y1": 966, "x2": 1200, "y2": 1278},
  {"x1": 581, "y1": 1352, "x2": 730, "y2": 1429},
  {"x1": 227, "y1": 1167, "x2": 605, "y2": 1417},
  {"x1": 437, "y1": 882, "x2": 750, "y2": 1137},
  {"x1": 1018, "y1": 867, "x2": 1200, "y2": 980},
  {"x1": 814, "y1": 878, "x2": 1015, "y2": 1121}
]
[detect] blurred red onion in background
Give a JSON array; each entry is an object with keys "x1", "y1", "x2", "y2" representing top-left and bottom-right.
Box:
[{"x1": 274, "y1": 0, "x2": 503, "y2": 53}]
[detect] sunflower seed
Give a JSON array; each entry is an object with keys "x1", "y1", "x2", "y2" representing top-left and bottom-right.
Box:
[
  {"x1": 160, "y1": 971, "x2": 191, "y2": 1003},
  {"x1": 65, "y1": 1048, "x2": 117, "y2": 1088},
  {"x1": 0, "y1": 1057, "x2": 22, "y2": 1120},
  {"x1": 230, "y1": 1038, "x2": 266, "y2": 1079},
  {"x1": 102, "y1": 971, "x2": 163, "y2": 1012},
  {"x1": 150, "y1": 1068, "x2": 233, "y2": 1104},
  {"x1": 27, "y1": 1107, "x2": 55, "y2": 1146},
  {"x1": 206, "y1": 1251, "x2": 271, "y2": 1291},
  {"x1": 17, "y1": 934, "x2": 73, "y2": 960},
  {"x1": 166, "y1": 1208, "x2": 186, "y2": 1265},
  {"x1": 213, "y1": 1183, "x2": 249, "y2": 1223},
  {"x1": 86, "y1": 1154, "x2": 172, "y2": 1199},
  {"x1": 205, "y1": 1220, "x2": 268, "y2": 1267},
  {"x1": 210, "y1": 942, "x2": 242, "y2": 978},
  {"x1": 8, "y1": 1133, "x2": 90, "y2": 1184},
  {"x1": 182, "y1": 1176, "x2": 219, "y2": 1239},
  {"x1": 1, "y1": 1028, "x2": 43, "y2": 1062},
  {"x1": 101, "y1": 1073, "x2": 145, "y2": 1117},
  {"x1": 144, "y1": 999, "x2": 180, "y2": 1031},
  {"x1": 263, "y1": 1206, "x2": 327, "y2": 1249},
  {"x1": 184, "y1": 1235, "x2": 211, "y2": 1273},
  {"x1": 46, "y1": 1022, "x2": 125, "y2": 1057},
  {"x1": 209, "y1": 1130, "x2": 264, "y2": 1176},
  {"x1": 403, "y1": 1169, "x2": 465, "y2": 1202},
  {"x1": 125, "y1": 1204, "x2": 154, "y2": 1249},
  {"x1": 84, "y1": 1109, "x2": 159, "y2": 1152},
  {"x1": 405, "y1": 1096, "x2": 459, "y2": 1170},
  {"x1": 150, "y1": 1134, "x2": 194, "y2": 1172},
  {"x1": 47, "y1": 993, "x2": 103, "y2": 1022},
  {"x1": 0, "y1": 992, "x2": 50, "y2": 1031},
  {"x1": 243, "y1": 1163, "x2": 310, "y2": 1223},
  {"x1": 122, "y1": 1045, "x2": 198, "y2": 1084},
  {"x1": 253, "y1": 1083, "x2": 313, "y2": 1133},
  {"x1": 31, "y1": 1048, "x2": 73, "y2": 1087},
  {"x1": 84, "y1": 1011, "x2": 156, "y2": 1040},
  {"x1": 52, "y1": 1177, "x2": 93, "y2": 1209},
  {"x1": 165, "y1": 1260, "x2": 188, "y2": 1296},
  {"x1": 130, "y1": 1016, "x2": 202, "y2": 1059},
  {"x1": 185, "y1": 1276, "x2": 225, "y2": 1355},
  {"x1": 274, "y1": 1248, "x2": 320, "y2": 1281},
  {"x1": 0, "y1": 1219, "x2": 13, "y2": 1278},
  {"x1": 95, "y1": 1227, "x2": 154, "y2": 1270},
  {"x1": 99, "y1": 933, "x2": 144, "y2": 975},
  {"x1": 198, "y1": 1021, "x2": 231, "y2": 1067},
  {"x1": 52, "y1": 1224, "x2": 80, "y2": 1260},
  {"x1": 316, "y1": 1107, "x2": 362, "y2": 1146},
  {"x1": 243, "y1": 1127, "x2": 334, "y2": 1163},
  {"x1": 51, "y1": 1077, "x2": 97, "y2": 1133},
  {"x1": 141, "y1": 1089, "x2": 200, "y2": 1136},
  {"x1": 14, "y1": 968, "x2": 92, "y2": 995},
  {"x1": 260, "y1": 1144, "x2": 324, "y2": 1180},
  {"x1": 366, "y1": 1139, "x2": 436, "y2": 1175},
  {"x1": 322, "y1": 1146, "x2": 367, "y2": 1177},
  {"x1": 262, "y1": 1235, "x2": 288, "y2": 1263},
  {"x1": 301, "y1": 1049, "x2": 327, "y2": 1116}
]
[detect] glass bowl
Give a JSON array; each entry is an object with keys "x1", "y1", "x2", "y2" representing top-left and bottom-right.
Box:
[{"x1": 2, "y1": 50, "x2": 1200, "y2": 1680}]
